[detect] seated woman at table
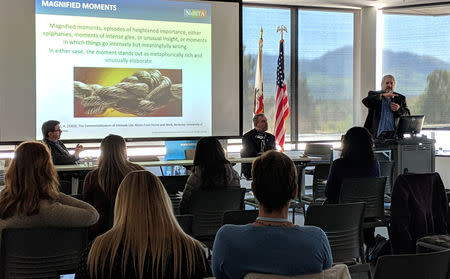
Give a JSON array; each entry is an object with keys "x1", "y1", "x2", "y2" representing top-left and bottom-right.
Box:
[
  {"x1": 0, "y1": 141, "x2": 98, "y2": 236},
  {"x1": 83, "y1": 134, "x2": 144, "y2": 239},
  {"x1": 325, "y1": 126, "x2": 380, "y2": 204},
  {"x1": 325, "y1": 126, "x2": 380, "y2": 251},
  {"x1": 180, "y1": 137, "x2": 240, "y2": 214},
  {"x1": 75, "y1": 170, "x2": 211, "y2": 279},
  {"x1": 212, "y1": 151, "x2": 332, "y2": 278}
]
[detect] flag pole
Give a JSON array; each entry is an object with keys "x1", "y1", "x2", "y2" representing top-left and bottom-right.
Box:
[
  {"x1": 275, "y1": 25, "x2": 289, "y2": 152},
  {"x1": 254, "y1": 26, "x2": 264, "y2": 115}
]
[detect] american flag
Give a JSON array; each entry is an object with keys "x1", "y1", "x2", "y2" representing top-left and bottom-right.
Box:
[
  {"x1": 274, "y1": 40, "x2": 289, "y2": 151},
  {"x1": 253, "y1": 36, "x2": 264, "y2": 114}
]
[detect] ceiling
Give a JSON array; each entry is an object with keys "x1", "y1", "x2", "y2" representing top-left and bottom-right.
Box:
[{"x1": 242, "y1": 0, "x2": 450, "y2": 14}]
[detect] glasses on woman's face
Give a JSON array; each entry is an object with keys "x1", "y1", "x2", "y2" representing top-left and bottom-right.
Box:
[{"x1": 54, "y1": 129, "x2": 62, "y2": 133}]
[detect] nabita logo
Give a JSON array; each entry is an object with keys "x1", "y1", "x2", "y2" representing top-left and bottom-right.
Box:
[{"x1": 184, "y1": 9, "x2": 207, "y2": 18}]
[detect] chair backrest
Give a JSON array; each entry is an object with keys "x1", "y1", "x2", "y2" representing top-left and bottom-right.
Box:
[
  {"x1": 190, "y1": 187, "x2": 246, "y2": 238},
  {"x1": 305, "y1": 202, "x2": 365, "y2": 263},
  {"x1": 222, "y1": 210, "x2": 259, "y2": 226},
  {"x1": 373, "y1": 249, "x2": 450, "y2": 279},
  {"x1": 0, "y1": 227, "x2": 88, "y2": 279},
  {"x1": 339, "y1": 176, "x2": 387, "y2": 220},
  {"x1": 312, "y1": 163, "x2": 331, "y2": 200},
  {"x1": 158, "y1": 175, "x2": 189, "y2": 194},
  {"x1": 379, "y1": 161, "x2": 394, "y2": 194},
  {"x1": 304, "y1": 143, "x2": 333, "y2": 164},
  {"x1": 244, "y1": 264, "x2": 351, "y2": 279},
  {"x1": 175, "y1": 214, "x2": 194, "y2": 235}
]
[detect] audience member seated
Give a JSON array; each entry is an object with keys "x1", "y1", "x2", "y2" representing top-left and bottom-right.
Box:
[
  {"x1": 241, "y1": 113, "x2": 276, "y2": 179},
  {"x1": 325, "y1": 126, "x2": 381, "y2": 250},
  {"x1": 212, "y1": 151, "x2": 332, "y2": 278},
  {"x1": 42, "y1": 120, "x2": 84, "y2": 165},
  {"x1": 0, "y1": 141, "x2": 99, "y2": 237},
  {"x1": 180, "y1": 137, "x2": 240, "y2": 214},
  {"x1": 82, "y1": 134, "x2": 144, "y2": 239},
  {"x1": 75, "y1": 170, "x2": 211, "y2": 279}
]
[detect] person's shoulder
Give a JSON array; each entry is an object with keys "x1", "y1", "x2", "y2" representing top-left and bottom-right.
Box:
[
  {"x1": 243, "y1": 129, "x2": 256, "y2": 137},
  {"x1": 394, "y1": 92, "x2": 406, "y2": 98},
  {"x1": 296, "y1": 225, "x2": 328, "y2": 242},
  {"x1": 217, "y1": 224, "x2": 252, "y2": 236},
  {"x1": 332, "y1": 158, "x2": 345, "y2": 167},
  {"x1": 265, "y1": 132, "x2": 275, "y2": 139}
]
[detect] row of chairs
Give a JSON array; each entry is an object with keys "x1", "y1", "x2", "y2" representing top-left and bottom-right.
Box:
[{"x1": 0, "y1": 210, "x2": 259, "y2": 279}]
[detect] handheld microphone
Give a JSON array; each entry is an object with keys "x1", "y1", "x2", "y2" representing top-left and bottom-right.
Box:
[{"x1": 255, "y1": 133, "x2": 266, "y2": 154}]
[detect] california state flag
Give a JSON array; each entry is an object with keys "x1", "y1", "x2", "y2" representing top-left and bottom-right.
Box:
[{"x1": 254, "y1": 35, "x2": 264, "y2": 114}]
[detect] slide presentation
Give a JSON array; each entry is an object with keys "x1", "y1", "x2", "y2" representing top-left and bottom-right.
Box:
[
  {"x1": 36, "y1": 0, "x2": 213, "y2": 139},
  {"x1": 0, "y1": 0, "x2": 240, "y2": 142}
]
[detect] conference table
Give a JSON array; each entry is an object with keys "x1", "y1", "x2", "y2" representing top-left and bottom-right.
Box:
[
  {"x1": 1, "y1": 155, "x2": 319, "y2": 198},
  {"x1": 52, "y1": 156, "x2": 315, "y2": 171}
]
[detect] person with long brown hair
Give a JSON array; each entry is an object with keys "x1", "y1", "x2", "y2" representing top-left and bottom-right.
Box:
[
  {"x1": 76, "y1": 170, "x2": 211, "y2": 279},
  {"x1": 179, "y1": 137, "x2": 240, "y2": 214},
  {"x1": 83, "y1": 134, "x2": 144, "y2": 238},
  {"x1": 0, "y1": 141, "x2": 98, "y2": 235}
]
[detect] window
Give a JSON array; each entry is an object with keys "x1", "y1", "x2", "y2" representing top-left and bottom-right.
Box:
[
  {"x1": 242, "y1": 7, "x2": 291, "y2": 140},
  {"x1": 298, "y1": 10, "x2": 354, "y2": 140},
  {"x1": 382, "y1": 13, "x2": 450, "y2": 128}
]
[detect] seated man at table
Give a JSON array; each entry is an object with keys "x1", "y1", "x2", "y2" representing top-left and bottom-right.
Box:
[
  {"x1": 241, "y1": 113, "x2": 275, "y2": 179},
  {"x1": 42, "y1": 120, "x2": 84, "y2": 165},
  {"x1": 212, "y1": 151, "x2": 332, "y2": 278}
]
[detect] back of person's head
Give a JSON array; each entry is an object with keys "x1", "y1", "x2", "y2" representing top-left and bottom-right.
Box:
[
  {"x1": 41, "y1": 120, "x2": 60, "y2": 139},
  {"x1": 0, "y1": 141, "x2": 59, "y2": 219},
  {"x1": 251, "y1": 150, "x2": 297, "y2": 213},
  {"x1": 99, "y1": 134, "x2": 127, "y2": 164},
  {"x1": 341, "y1": 126, "x2": 375, "y2": 164},
  {"x1": 97, "y1": 134, "x2": 142, "y2": 199},
  {"x1": 88, "y1": 170, "x2": 206, "y2": 279},
  {"x1": 193, "y1": 137, "x2": 230, "y2": 188}
]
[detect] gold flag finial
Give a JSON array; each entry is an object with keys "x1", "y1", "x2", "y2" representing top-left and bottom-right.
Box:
[
  {"x1": 277, "y1": 25, "x2": 288, "y2": 42},
  {"x1": 260, "y1": 27, "x2": 263, "y2": 39}
]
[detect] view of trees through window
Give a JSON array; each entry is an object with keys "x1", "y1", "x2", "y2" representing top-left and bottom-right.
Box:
[
  {"x1": 242, "y1": 7, "x2": 291, "y2": 139},
  {"x1": 382, "y1": 13, "x2": 450, "y2": 128},
  {"x1": 242, "y1": 7, "x2": 450, "y2": 143},
  {"x1": 298, "y1": 10, "x2": 353, "y2": 139},
  {"x1": 242, "y1": 7, "x2": 353, "y2": 142}
]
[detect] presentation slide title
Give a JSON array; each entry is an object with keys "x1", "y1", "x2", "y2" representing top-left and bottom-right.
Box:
[{"x1": 41, "y1": 1, "x2": 118, "y2": 11}]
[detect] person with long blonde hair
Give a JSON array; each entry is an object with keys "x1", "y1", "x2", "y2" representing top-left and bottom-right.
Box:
[
  {"x1": 83, "y1": 134, "x2": 144, "y2": 238},
  {"x1": 76, "y1": 170, "x2": 211, "y2": 279},
  {"x1": 0, "y1": 141, "x2": 98, "y2": 235}
]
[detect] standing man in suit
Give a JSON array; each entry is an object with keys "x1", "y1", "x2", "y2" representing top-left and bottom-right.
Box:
[
  {"x1": 42, "y1": 120, "x2": 84, "y2": 165},
  {"x1": 362, "y1": 75, "x2": 410, "y2": 138},
  {"x1": 241, "y1": 113, "x2": 276, "y2": 179}
]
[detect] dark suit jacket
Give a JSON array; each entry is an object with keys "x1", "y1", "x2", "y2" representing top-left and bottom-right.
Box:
[
  {"x1": 362, "y1": 91, "x2": 410, "y2": 137},
  {"x1": 240, "y1": 129, "x2": 276, "y2": 179},
  {"x1": 43, "y1": 138, "x2": 78, "y2": 165},
  {"x1": 390, "y1": 173, "x2": 449, "y2": 254}
]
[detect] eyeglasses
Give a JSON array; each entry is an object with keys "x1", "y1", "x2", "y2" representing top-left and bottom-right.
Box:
[{"x1": 54, "y1": 129, "x2": 62, "y2": 132}]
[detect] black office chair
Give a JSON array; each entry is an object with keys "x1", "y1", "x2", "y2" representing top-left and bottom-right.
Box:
[
  {"x1": 300, "y1": 163, "x2": 330, "y2": 212},
  {"x1": 175, "y1": 214, "x2": 194, "y2": 235},
  {"x1": 339, "y1": 176, "x2": 388, "y2": 229},
  {"x1": 305, "y1": 202, "x2": 370, "y2": 279},
  {"x1": 222, "y1": 209, "x2": 259, "y2": 226},
  {"x1": 373, "y1": 249, "x2": 450, "y2": 279},
  {"x1": 159, "y1": 175, "x2": 189, "y2": 214},
  {"x1": 189, "y1": 187, "x2": 246, "y2": 249},
  {"x1": 0, "y1": 227, "x2": 88, "y2": 279}
]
